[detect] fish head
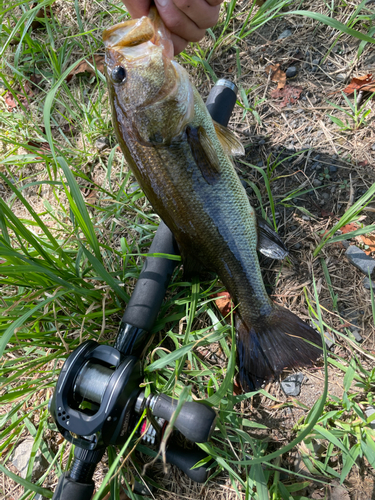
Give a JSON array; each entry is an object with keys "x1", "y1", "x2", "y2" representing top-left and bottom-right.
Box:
[{"x1": 103, "y1": 8, "x2": 194, "y2": 146}]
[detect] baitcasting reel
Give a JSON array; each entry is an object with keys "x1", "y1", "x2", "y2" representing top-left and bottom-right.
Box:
[
  {"x1": 49, "y1": 338, "x2": 217, "y2": 499},
  {"x1": 50, "y1": 340, "x2": 217, "y2": 449}
]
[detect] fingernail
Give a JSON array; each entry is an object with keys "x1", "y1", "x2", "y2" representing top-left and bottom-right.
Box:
[{"x1": 156, "y1": 0, "x2": 169, "y2": 8}]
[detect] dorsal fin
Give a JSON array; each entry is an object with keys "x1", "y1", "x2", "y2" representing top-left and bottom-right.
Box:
[{"x1": 213, "y1": 121, "x2": 245, "y2": 157}]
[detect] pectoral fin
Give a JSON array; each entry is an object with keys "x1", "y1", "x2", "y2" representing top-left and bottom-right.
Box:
[
  {"x1": 257, "y1": 216, "x2": 289, "y2": 260},
  {"x1": 186, "y1": 125, "x2": 221, "y2": 184},
  {"x1": 213, "y1": 121, "x2": 245, "y2": 157}
]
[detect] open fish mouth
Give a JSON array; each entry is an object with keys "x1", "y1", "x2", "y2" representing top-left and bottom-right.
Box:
[{"x1": 103, "y1": 7, "x2": 173, "y2": 60}]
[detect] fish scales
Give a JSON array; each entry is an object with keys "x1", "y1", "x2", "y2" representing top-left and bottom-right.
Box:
[{"x1": 104, "y1": 9, "x2": 322, "y2": 390}]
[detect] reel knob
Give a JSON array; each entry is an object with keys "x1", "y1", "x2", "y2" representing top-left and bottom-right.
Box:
[{"x1": 136, "y1": 392, "x2": 217, "y2": 443}]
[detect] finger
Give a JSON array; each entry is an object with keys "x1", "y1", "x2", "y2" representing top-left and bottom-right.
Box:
[
  {"x1": 155, "y1": 0, "x2": 206, "y2": 43},
  {"x1": 205, "y1": 0, "x2": 224, "y2": 5},
  {"x1": 121, "y1": 0, "x2": 151, "y2": 19},
  {"x1": 172, "y1": 0, "x2": 221, "y2": 29},
  {"x1": 170, "y1": 33, "x2": 189, "y2": 55}
]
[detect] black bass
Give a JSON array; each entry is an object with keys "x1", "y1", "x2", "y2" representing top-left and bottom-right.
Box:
[{"x1": 103, "y1": 9, "x2": 322, "y2": 390}]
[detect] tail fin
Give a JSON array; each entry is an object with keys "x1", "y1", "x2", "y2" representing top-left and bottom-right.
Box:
[{"x1": 236, "y1": 306, "x2": 322, "y2": 391}]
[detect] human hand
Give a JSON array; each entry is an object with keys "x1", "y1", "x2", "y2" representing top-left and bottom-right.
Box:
[{"x1": 121, "y1": 0, "x2": 223, "y2": 55}]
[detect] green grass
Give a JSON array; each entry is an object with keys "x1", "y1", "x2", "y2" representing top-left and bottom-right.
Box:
[{"x1": 1, "y1": 0, "x2": 375, "y2": 499}]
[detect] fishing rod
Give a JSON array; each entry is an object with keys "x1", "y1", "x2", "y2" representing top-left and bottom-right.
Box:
[{"x1": 49, "y1": 79, "x2": 238, "y2": 500}]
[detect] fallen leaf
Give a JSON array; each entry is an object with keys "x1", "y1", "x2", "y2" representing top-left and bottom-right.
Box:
[
  {"x1": 266, "y1": 63, "x2": 286, "y2": 89},
  {"x1": 66, "y1": 55, "x2": 105, "y2": 82},
  {"x1": 4, "y1": 90, "x2": 30, "y2": 111},
  {"x1": 270, "y1": 85, "x2": 302, "y2": 107},
  {"x1": 321, "y1": 209, "x2": 334, "y2": 218},
  {"x1": 27, "y1": 140, "x2": 51, "y2": 152},
  {"x1": 211, "y1": 291, "x2": 234, "y2": 318},
  {"x1": 357, "y1": 233, "x2": 375, "y2": 255},
  {"x1": 359, "y1": 82, "x2": 375, "y2": 93},
  {"x1": 4, "y1": 91, "x2": 17, "y2": 110},
  {"x1": 336, "y1": 322, "x2": 352, "y2": 330},
  {"x1": 340, "y1": 223, "x2": 359, "y2": 234},
  {"x1": 56, "y1": 435, "x2": 65, "y2": 445},
  {"x1": 343, "y1": 73, "x2": 375, "y2": 95},
  {"x1": 23, "y1": 82, "x2": 34, "y2": 97}
]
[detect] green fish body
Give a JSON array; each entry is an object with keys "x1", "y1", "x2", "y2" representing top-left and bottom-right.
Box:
[{"x1": 103, "y1": 9, "x2": 321, "y2": 390}]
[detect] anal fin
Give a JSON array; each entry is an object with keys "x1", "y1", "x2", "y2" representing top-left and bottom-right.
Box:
[{"x1": 257, "y1": 215, "x2": 289, "y2": 260}]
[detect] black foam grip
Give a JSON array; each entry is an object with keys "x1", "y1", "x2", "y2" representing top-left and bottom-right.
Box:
[
  {"x1": 121, "y1": 220, "x2": 179, "y2": 331},
  {"x1": 52, "y1": 473, "x2": 94, "y2": 500},
  {"x1": 166, "y1": 444, "x2": 210, "y2": 483},
  {"x1": 205, "y1": 80, "x2": 238, "y2": 127},
  {"x1": 152, "y1": 394, "x2": 217, "y2": 443}
]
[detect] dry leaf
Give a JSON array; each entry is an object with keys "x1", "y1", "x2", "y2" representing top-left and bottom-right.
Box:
[
  {"x1": 4, "y1": 91, "x2": 17, "y2": 110},
  {"x1": 358, "y1": 159, "x2": 369, "y2": 167},
  {"x1": 266, "y1": 63, "x2": 286, "y2": 89},
  {"x1": 270, "y1": 85, "x2": 302, "y2": 107},
  {"x1": 358, "y1": 233, "x2": 375, "y2": 255},
  {"x1": 211, "y1": 291, "x2": 234, "y2": 318},
  {"x1": 24, "y1": 82, "x2": 34, "y2": 97},
  {"x1": 359, "y1": 82, "x2": 375, "y2": 93},
  {"x1": 27, "y1": 140, "x2": 51, "y2": 153},
  {"x1": 340, "y1": 223, "x2": 359, "y2": 234},
  {"x1": 66, "y1": 55, "x2": 105, "y2": 82},
  {"x1": 343, "y1": 73, "x2": 375, "y2": 95},
  {"x1": 4, "y1": 90, "x2": 30, "y2": 110},
  {"x1": 321, "y1": 209, "x2": 334, "y2": 218}
]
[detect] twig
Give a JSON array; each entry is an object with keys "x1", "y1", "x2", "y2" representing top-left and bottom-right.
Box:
[{"x1": 346, "y1": 173, "x2": 355, "y2": 211}]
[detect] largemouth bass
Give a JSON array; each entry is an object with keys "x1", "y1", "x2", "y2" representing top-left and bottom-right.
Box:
[{"x1": 103, "y1": 9, "x2": 322, "y2": 390}]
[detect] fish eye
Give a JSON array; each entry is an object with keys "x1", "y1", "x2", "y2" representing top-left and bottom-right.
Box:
[{"x1": 111, "y1": 66, "x2": 127, "y2": 84}]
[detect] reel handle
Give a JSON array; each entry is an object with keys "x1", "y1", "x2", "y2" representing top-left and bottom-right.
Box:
[{"x1": 150, "y1": 394, "x2": 217, "y2": 443}]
